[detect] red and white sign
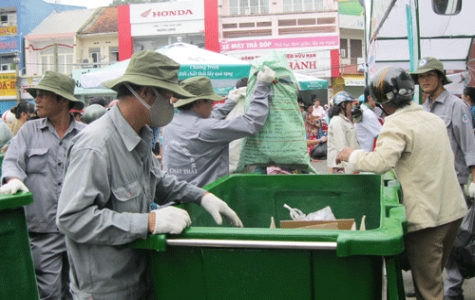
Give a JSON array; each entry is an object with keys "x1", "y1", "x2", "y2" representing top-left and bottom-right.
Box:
[
  {"x1": 220, "y1": 36, "x2": 339, "y2": 78},
  {"x1": 130, "y1": 1, "x2": 204, "y2": 23},
  {"x1": 220, "y1": 35, "x2": 339, "y2": 52},
  {"x1": 130, "y1": 1, "x2": 204, "y2": 36}
]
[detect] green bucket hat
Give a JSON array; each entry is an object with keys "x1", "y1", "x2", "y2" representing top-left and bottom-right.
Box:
[
  {"x1": 410, "y1": 57, "x2": 452, "y2": 85},
  {"x1": 26, "y1": 71, "x2": 84, "y2": 110},
  {"x1": 174, "y1": 76, "x2": 224, "y2": 108},
  {"x1": 102, "y1": 50, "x2": 194, "y2": 99}
]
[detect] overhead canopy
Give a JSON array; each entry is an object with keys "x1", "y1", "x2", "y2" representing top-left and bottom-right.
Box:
[
  {"x1": 81, "y1": 44, "x2": 329, "y2": 95},
  {"x1": 80, "y1": 42, "x2": 251, "y2": 95},
  {"x1": 294, "y1": 72, "x2": 328, "y2": 90},
  {"x1": 368, "y1": 0, "x2": 475, "y2": 75}
]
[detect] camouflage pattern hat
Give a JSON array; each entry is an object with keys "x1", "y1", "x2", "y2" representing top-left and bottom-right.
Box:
[
  {"x1": 410, "y1": 57, "x2": 452, "y2": 85},
  {"x1": 26, "y1": 71, "x2": 84, "y2": 110}
]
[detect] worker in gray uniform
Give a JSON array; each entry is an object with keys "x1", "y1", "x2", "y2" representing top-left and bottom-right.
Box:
[
  {"x1": 0, "y1": 71, "x2": 86, "y2": 300},
  {"x1": 56, "y1": 50, "x2": 243, "y2": 300},
  {"x1": 162, "y1": 68, "x2": 275, "y2": 187},
  {"x1": 411, "y1": 57, "x2": 475, "y2": 300}
]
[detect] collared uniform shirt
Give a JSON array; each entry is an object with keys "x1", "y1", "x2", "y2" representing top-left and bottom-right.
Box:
[
  {"x1": 56, "y1": 105, "x2": 205, "y2": 300},
  {"x1": 422, "y1": 90, "x2": 475, "y2": 184},
  {"x1": 2, "y1": 117, "x2": 85, "y2": 233},
  {"x1": 348, "y1": 102, "x2": 467, "y2": 232},
  {"x1": 354, "y1": 104, "x2": 382, "y2": 152},
  {"x1": 162, "y1": 81, "x2": 271, "y2": 187}
]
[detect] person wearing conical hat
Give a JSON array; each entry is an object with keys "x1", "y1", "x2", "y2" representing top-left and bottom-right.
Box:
[
  {"x1": 0, "y1": 70, "x2": 86, "y2": 299},
  {"x1": 412, "y1": 57, "x2": 475, "y2": 300},
  {"x1": 162, "y1": 66, "x2": 276, "y2": 187},
  {"x1": 56, "y1": 50, "x2": 243, "y2": 299}
]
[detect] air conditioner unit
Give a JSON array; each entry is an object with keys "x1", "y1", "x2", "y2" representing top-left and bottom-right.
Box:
[{"x1": 244, "y1": 7, "x2": 251, "y2": 15}]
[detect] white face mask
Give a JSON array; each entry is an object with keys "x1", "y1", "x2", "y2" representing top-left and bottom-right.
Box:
[{"x1": 124, "y1": 83, "x2": 175, "y2": 128}]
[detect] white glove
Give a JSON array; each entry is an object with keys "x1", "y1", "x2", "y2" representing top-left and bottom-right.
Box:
[
  {"x1": 469, "y1": 182, "x2": 475, "y2": 198},
  {"x1": 0, "y1": 179, "x2": 29, "y2": 195},
  {"x1": 227, "y1": 89, "x2": 242, "y2": 103},
  {"x1": 257, "y1": 66, "x2": 276, "y2": 84},
  {"x1": 151, "y1": 206, "x2": 191, "y2": 234},
  {"x1": 201, "y1": 193, "x2": 243, "y2": 227}
]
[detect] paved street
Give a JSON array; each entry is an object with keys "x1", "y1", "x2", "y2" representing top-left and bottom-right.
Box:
[{"x1": 310, "y1": 160, "x2": 475, "y2": 299}]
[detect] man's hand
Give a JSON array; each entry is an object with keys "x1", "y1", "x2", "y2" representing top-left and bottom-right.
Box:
[
  {"x1": 336, "y1": 147, "x2": 355, "y2": 165},
  {"x1": 201, "y1": 193, "x2": 243, "y2": 227},
  {"x1": 0, "y1": 178, "x2": 29, "y2": 195},
  {"x1": 257, "y1": 66, "x2": 276, "y2": 84},
  {"x1": 469, "y1": 182, "x2": 475, "y2": 199},
  {"x1": 149, "y1": 206, "x2": 191, "y2": 234}
]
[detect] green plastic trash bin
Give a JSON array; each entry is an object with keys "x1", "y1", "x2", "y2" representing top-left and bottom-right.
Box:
[
  {"x1": 133, "y1": 174, "x2": 407, "y2": 300},
  {"x1": 0, "y1": 192, "x2": 39, "y2": 300}
]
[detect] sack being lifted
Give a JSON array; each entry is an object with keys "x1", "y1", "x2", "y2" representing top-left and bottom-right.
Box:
[{"x1": 236, "y1": 51, "x2": 316, "y2": 173}]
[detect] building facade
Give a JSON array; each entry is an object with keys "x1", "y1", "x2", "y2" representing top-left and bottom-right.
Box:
[{"x1": 0, "y1": 0, "x2": 84, "y2": 112}]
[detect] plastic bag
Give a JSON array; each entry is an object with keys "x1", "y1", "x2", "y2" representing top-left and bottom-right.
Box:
[
  {"x1": 236, "y1": 51, "x2": 316, "y2": 173},
  {"x1": 453, "y1": 204, "x2": 475, "y2": 279},
  {"x1": 283, "y1": 204, "x2": 336, "y2": 221},
  {"x1": 311, "y1": 142, "x2": 327, "y2": 160},
  {"x1": 226, "y1": 87, "x2": 247, "y2": 173}
]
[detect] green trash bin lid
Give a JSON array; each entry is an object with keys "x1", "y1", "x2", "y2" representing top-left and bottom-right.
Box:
[{"x1": 0, "y1": 192, "x2": 33, "y2": 210}]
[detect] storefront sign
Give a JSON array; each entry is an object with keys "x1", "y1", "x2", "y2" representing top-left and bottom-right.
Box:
[
  {"x1": 132, "y1": 20, "x2": 204, "y2": 36},
  {"x1": 220, "y1": 35, "x2": 339, "y2": 52},
  {"x1": 0, "y1": 26, "x2": 17, "y2": 36},
  {"x1": 130, "y1": 1, "x2": 204, "y2": 23},
  {"x1": 0, "y1": 35, "x2": 20, "y2": 53},
  {"x1": 0, "y1": 73, "x2": 17, "y2": 97},
  {"x1": 226, "y1": 49, "x2": 333, "y2": 78}
]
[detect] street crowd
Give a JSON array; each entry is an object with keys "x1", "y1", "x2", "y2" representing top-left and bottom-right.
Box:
[{"x1": 0, "y1": 50, "x2": 474, "y2": 300}]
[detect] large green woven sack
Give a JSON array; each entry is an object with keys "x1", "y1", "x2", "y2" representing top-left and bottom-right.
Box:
[{"x1": 237, "y1": 51, "x2": 316, "y2": 173}]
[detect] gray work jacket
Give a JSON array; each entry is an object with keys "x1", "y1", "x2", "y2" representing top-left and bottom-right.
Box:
[
  {"x1": 162, "y1": 81, "x2": 272, "y2": 187},
  {"x1": 422, "y1": 90, "x2": 475, "y2": 184},
  {"x1": 2, "y1": 117, "x2": 85, "y2": 232},
  {"x1": 57, "y1": 105, "x2": 205, "y2": 300}
]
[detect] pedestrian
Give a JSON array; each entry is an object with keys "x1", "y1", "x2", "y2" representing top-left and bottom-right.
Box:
[
  {"x1": 162, "y1": 68, "x2": 274, "y2": 187},
  {"x1": 88, "y1": 96, "x2": 108, "y2": 107},
  {"x1": 410, "y1": 57, "x2": 475, "y2": 300},
  {"x1": 354, "y1": 86, "x2": 382, "y2": 152},
  {"x1": 461, "y1": 86, "x2": 475, "y2": 134},
  {"x1": 299, "y1": 102, "x2": 306, "y2": 121},
  {"x1": 312, "y1": 97, "x2": 325, "y2": 119},
  {"x1": 69, "y1": 108, "x2": 84, "y2": 123},
  {"x1": 326, "y1": 91, "x2": 360, "y2": 173},
  {"x1": 81, "y1": 103, "x2": 106, "y2": 124},
  {"x1": 8, "y1": 100, "x2": 36, "y2": 135},
  {"x1": 0, "y1": 71, "x2": 86, "y2": 300},
  {"x1": 56, "y1": 50, "x2": 243, "y2": 300},
  {"x1": 337, "y1": 66, "x2": 467, "y2": 300}
]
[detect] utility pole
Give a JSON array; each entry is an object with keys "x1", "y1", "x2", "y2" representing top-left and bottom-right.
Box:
[
  {"x1": 14, "y1": 50, "x2": 20, "y2": 104},
  {"x1": 53, "y1": 43, "x2": 59, "y2": 72}
]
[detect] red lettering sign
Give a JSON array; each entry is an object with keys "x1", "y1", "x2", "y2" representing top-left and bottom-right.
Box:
[
  {"x1": 152, "y1": 10, "x2": 193, "y2": 17},
  {"x1": 0, "y1": 41, "x2": 17, "y2": 50}
]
